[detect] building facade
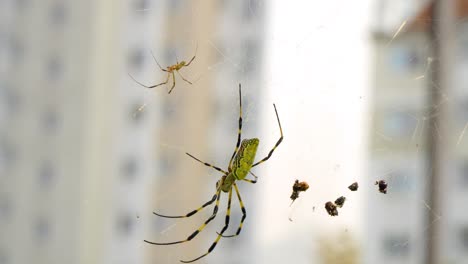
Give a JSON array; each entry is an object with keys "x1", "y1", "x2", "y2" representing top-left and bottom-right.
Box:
[
  {"x1": 0, "y1": 1, "x2": 268, "y2": 264},
  {"x1": 368, "y1": 1, "x2": 468, "y2": 264}
]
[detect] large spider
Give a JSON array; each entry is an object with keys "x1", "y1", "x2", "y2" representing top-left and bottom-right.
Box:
[
  {"x1": 144, "y1": 84, "x2": 283, "y2": 263},
  {"x1": 128, "y1": 48, "x2": 196, "y2": 94}
]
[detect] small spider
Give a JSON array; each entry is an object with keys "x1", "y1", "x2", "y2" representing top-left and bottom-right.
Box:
[
  {"x1": 334, "y1": 196, "x2": 346, "y2": 208},
  {"x1": 128, "y1": 47, "x2": 197, "y2": 94},
  {"x1": 290, "y1": 179, "x2": 309, "y2": 205},
  {"x1": 375, "y1": 180, "x2": 387, "y2": 194},
  {"x1": 325, "y1": 201, "x2": 338, "y2": 216},
  {"x1": 348, "y1": 182, "x2": 358, "y2": 191}
]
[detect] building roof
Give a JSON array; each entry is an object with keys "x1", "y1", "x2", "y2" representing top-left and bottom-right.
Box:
[{"x1": 407, "y1": 0, "x2": 468, "y2": 32}]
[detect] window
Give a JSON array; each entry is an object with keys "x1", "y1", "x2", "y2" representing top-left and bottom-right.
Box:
[
  {"x1": 127, "y1": 47, "x2": 146, "y2": 72},
  {"x1": 160, "y1": 99, "x2": 177, "y2": 123},
  {"x1": 42, "y1": 108, "x2": 61, "y2": 134},
  {"x1": 49, "y1": 1, "x2": 67, "y2": 26},
  {"x1": 0, "y1": 84, "x2": 21, "y2": 121},
  {"x1": 241, "y1": 40, "x2": 259, "y2": 76},
  {"x1": 116, "y1": 212, "x2": 135, "y2": 237},
  {"x1": 129, "y1": 100, "x2": 146, "y2": 123},
  {"x1": 0, "y1": 197, "x2": 12, "y2": 223},
  {"x1": 33, "y1": 217, "x2": 52, "y2": 243},
  {"x1": 382, "y1": 110, "x2": 416, "y2": 140},
  {"x1": 132, "y1": 0, "x2": 151, "y2": 13},
  {"x1": 7, "y1": 34, "x2": 25, "y2": 68},
  {"x1": 14, "y1": 0, "x2": 30, "y2": 12},
  {"x1": 382, "y1": 234, "x2": 410, "y2": 257},
  {"x1": 458, "y1": 25, "x2": 468, "y2": 61},
  {"x1": 459, "y1": 160, "x2": 468, "y2": 188},
  {"x1": 460, "y1": 226, "x2": 468, "y2": 251},
  {"x1": 388, "y1": 45, "x2": 422, "y2": 74},
  {"x1": 242, "y1": 0, "x2": 262, "y2": 21},
  {"x1": 0, "y1": 250, "x2": 9, "y2": 264},
  {"x1": 38, "y1": 161, "x2": 55, "y2": 190},
  {"x1": 158, "y1": 152, "x2": 176, "y2": 176},
  {"x1": 45, "y1": 55, "x2": 64, "y2": 82},
  {"x1": 455, "y1": 97, "x2": 468, "y2": 124},
  {"x1": 120, "y1": 156, "x2": 139, "y2": 182},
  {"x1": 0, "y1": 141, "x2": 17, "y2": 175},
  {"x1": 168, "y1": 0, "x2": 183, "y2": 13},
  {"x1": 388, "y1": 169, "x2": 413, "y2": 193}
]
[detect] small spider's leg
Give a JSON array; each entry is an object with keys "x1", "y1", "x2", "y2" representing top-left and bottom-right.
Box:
[
  {"x1": 184, "y1": 55, "x2": 196, "y2": 67},
  {"x1": 184, "y1": 44, "x2": 197, "y2": 67},
  {"x1": 185, "y1": 152, "x2": 228, "y2": 174},
  {"x1": 176, "y1": 70, "x2": 193, "y2": 85},
  {"x1": 128, "y1": 72, "x2": 169, "y2": 89},
  {"x1": 242, "y1": 171, "x2": 258, "y2": 184},
  {"x1": 153, "y1": 189, "x2": 220, "y2": 218},
  {"x1": 228, "y1": 84, "x2": 243, "y2": 169},
  {"x1": 252, "y1": 104, "x2": 283, "y2": 167},
  {"x1": 150, "y1": 50, "x2": 168, "y2": 72},
  {"x1": 168, "y1": 72, "x2": 176, "y2": 94},
  {"x1": 180, "y1": 189, "x2": 233, "y2": 263},
  {"x1": 144, "y1": 190, "x2": 222, "y2": 246},
  {"x1": 218, "y1": 183, "x2": 246, "y2": 238}
]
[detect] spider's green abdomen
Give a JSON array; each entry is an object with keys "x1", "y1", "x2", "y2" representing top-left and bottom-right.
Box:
[
  {"x1": 221, "y1": 138, "x2": 259, "y2": 192},
  {"x1": 233, "y1": 138, "x2": 259, "y2": 180}
]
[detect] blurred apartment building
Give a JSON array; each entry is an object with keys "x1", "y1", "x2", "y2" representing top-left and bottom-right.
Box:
[
  {"x1": 0, "y1": 1, "x2": 267, "y2": 264},
  {"x1": 368, "y1": 1, "x2": 468, "y2": 264},
  {"x1": 0, "y1": 1, "x2": 167, "y2": 264}
]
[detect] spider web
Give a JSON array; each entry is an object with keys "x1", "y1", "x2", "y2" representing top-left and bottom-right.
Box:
[{"x1": 126, "y1": 1, "x2": 468, "y2": 264}]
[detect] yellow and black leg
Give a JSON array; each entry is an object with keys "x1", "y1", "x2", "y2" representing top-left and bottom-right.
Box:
[
  {"x1": 219, "y1": 183, "x2": 246, "y2": 238},
  {"x1": 180, "y1": 188, "x2": 233, "y2": 263},
  {"x1": 242, "y1": 172, "x2": 258, "y2": 184},
  {"x1": 228, "y1": 84, "x2": 243, "y2": 169},
  {"x1": 144, "y1": 190, "x2": 222, "y2": 246},
  {"x1": 252, "y1": 104, "x2": 283, "y2": 167},
  {"x1": 185, "y1": 152, "x2": 228, "y2": 174},
  {"x1": 153, "y1": 189, "x2": 221, "y2": 218}
]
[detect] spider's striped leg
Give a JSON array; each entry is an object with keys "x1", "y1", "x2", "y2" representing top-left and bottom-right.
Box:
[
  {"x1": 154, "y1": 189, "x2": 220, "y2": 218},
  {"x1": 252, "y1": 104, "x2": 283, "y2": 167},
  {"x1": 168, "y1": 72, "x2": 176, "y2": 94},
  {"x1": 184, "y1": 44, "x2": 198, "y2": 67},
  {"x1": 218, "y1": 183, "x2": 246, "y2": 238},
  {"x1": 144, "y1": 190, "x2": 222, "y2": 246},
  {"x1": 180, "y1": 188, "x2": 233, "y2": 263},
  {"x1": 228, "y1": 84, "x2": 243, "y2": 169},
  {"x1": 185, "y1": 152, "x2": 228, "y2": 174},
  {"x1": 184, "y1": 54, "x2": 196, "y2": 67},
  {"x1": 150, "y1": 50, "x2": 168, "y2": 72},
  {"x1": 242, "y1": 171, "x2": 258, "y2": 184},
  {"x1": 176, "y1": 70, "x2": 193, "y2": 85},
  {"x1": 128, "y1": 71, "x2": 170, "y2": 89}
]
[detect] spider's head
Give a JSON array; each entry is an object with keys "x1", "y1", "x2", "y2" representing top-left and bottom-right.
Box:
[{"x1": 179, "y1": 61, "x2": 187, "y2": 66}]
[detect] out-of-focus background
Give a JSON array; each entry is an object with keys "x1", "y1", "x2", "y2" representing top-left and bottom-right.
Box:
[{"x1": 0, "y1": 0, "x2": 467, "y2": 263}]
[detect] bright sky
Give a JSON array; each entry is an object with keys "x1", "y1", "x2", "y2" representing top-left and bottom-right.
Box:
[{"x1": 256, "y1": 1, "x2": 372, "y2": 262}]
